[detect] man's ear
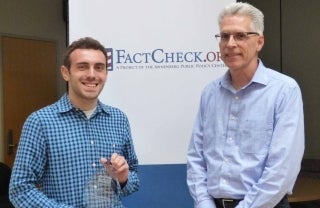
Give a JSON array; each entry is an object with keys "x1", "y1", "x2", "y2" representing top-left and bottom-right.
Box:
[
  {"x1": 61, "y1": 65, "x2": 70, "y2": 81},
  {"x1": 257, "y1": 35, "x2": 265, "y2": 52}
]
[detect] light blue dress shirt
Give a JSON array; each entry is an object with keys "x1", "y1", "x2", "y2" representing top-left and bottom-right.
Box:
[
  {"x1": 9, "y1": 94, "x2": 139, "y2": 207},
  {"x1": 187, "y1": 61, "x2": 304, "y2": 208}
]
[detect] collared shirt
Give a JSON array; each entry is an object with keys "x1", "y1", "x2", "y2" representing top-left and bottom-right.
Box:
[
  {"x1": 187, "y1": 61, "x2": 304, "y2": 208},
  {"x1": 9, "y1": 94, "x2": 139, "y2": 208}
]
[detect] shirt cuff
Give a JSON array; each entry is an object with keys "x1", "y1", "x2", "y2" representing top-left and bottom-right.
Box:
[{"x1": 196, "y1": 198, "x2": 217, "y2": 208}]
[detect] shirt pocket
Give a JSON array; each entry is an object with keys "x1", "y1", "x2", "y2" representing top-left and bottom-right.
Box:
[{"x1": 238, "y1": 120, "x2": 273, "y2": 154}]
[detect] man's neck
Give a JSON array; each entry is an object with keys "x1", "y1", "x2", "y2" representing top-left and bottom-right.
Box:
[
  {"x1": 230, "y1": 70, "x2": 255, "y2": 90},
  {"x1": 229, "y1": 60, "x2": 259, "y2": 90},
  {"x1": 68, "y1": 94, "x2": 98, "y2": 111}
]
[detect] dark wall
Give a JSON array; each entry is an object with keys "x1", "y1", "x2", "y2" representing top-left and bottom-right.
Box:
[
  {"x1": 240, "y1": 0, "x2": 320, "y2": 159},
  {"x1": 243, "y1": 0, "x2": 282, "y2": 71},
  {"x1": 281, "y1": 0, "x2": 320, "y2": 159}
]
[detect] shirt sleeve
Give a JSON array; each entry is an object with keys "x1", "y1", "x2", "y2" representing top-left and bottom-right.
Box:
[
  {"x1": 237, "y1": 84, "x2": 305, "y2": 208},
  {"x1": 9, "y1": 113, "x2": 73, "y2": 208},
  {"x1": 119, "y1": 117, "x2": 140, "y2": 196},
  {"x1": 187, "y1": 93, "x2": 217, "y2": 208}
]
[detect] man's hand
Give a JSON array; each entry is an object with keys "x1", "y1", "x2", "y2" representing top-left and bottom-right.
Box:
[{"x1": 101, "y1": 153, "x2": 129, "y2": 186}]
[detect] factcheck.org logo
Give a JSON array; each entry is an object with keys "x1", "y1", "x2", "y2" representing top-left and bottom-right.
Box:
[
  {"x1": 106, "y1": 48, "x2": 114, "y2": 71},
  {"x1": 106, "y1": 48, "x2": 226, "y2": 71}
]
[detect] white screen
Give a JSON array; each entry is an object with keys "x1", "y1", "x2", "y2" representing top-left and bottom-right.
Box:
[{"x1": 68, "y1": 0, "x2": 235, "y2": 164}]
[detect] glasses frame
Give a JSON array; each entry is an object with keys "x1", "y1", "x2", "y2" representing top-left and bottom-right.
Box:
[{"x1": 215, "y1": 32, "x2": 260, "y2": 43}]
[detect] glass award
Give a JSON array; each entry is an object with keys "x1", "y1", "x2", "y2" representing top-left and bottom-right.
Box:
[{"x1": 84, "y1": 162, "x2": 122, "y2": 207}]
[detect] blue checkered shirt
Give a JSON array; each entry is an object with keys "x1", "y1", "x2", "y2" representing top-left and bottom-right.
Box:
[{"x1": 9, "y1": 94, "x2": 139, "y2": 207}]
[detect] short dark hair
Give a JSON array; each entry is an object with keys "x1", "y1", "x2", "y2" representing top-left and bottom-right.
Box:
[{"x1": 62, "y1": 37, "x2": 108, "y2": 69}]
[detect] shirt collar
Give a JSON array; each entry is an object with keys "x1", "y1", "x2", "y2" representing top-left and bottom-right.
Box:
[
  {"x1": 220, "y1": 59, "x2": 269, "y2": 90},
  {"x1": 250, "y1": 60, "x2": 269, "y2": 86},
  {"x1": 57, "y1": 93, "x2": 111, "y2": 116}
]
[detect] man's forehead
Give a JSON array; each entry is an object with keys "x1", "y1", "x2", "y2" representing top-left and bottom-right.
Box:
[{"x1": 70, "y1": 49, "x2": 106, "y2": 63}]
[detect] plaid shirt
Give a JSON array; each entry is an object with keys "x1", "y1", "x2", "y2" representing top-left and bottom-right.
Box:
[{"x1": 9, "y1": 94, "x2": 139, "y2": 207}]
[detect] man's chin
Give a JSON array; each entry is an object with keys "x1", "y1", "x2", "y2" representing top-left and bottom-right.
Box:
[
  {"x1": 82, "y1": 92, "x2": 100, "y2": 100},
  {"x1": 225, "y1": 62, "x2": 239, "y2": 69}
]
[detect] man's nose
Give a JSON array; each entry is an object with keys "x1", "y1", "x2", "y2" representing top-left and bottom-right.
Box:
[
  {"x1": 87, "y1": 67, "x2": 96, "y2": 77},
  {"x1": 226, "y1": 35, "x2": 237, "y2": 46}
]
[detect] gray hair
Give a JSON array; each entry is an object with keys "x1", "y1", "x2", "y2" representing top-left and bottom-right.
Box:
[{"x1": 218, "y1": 2, "x2": 264, "y2": 35}]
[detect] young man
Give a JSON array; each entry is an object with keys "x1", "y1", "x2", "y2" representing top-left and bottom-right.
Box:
[
  {"x1": 187, "y1": 2, "x2": 304, "y2": 208},
  {"x1": 9, "y1": 37, "x2": 139, "y2": 207}
]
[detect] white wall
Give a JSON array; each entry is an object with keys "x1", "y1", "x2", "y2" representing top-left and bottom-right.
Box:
[{"x1": 69, "y1": 0, "x2": 234, "y2": 165}]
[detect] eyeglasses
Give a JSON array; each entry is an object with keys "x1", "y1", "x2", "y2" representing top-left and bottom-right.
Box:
[{"x1": 215, "y1": 32, "x2": 259, "y2": 43}]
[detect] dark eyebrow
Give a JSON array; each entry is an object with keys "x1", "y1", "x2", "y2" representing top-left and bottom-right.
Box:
[
  {"x1": 75, "y1": 62, "x2": 89, "y2": 66},
  {"x1": 75, "y1": 62, "x2": 106, "y2": 67},
  {"x1": 95, "y1": 62, "x2": 106, "y2": 66}
]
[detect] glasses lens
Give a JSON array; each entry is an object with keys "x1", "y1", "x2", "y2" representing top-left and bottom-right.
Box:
[
  {"x1": 221, "y1": 33, "x2": 230, "y2": 41},
  {"x1": 216, "y1": 32, "x2": 258, "y2": 42},
  {"x1": 234, "y1": 32, "x2": 247, "y2": 41}
]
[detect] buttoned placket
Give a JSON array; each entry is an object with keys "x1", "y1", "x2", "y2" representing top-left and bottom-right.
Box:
[{"x1": 221, "y1": 93, "x2": 241, "y2": 187}]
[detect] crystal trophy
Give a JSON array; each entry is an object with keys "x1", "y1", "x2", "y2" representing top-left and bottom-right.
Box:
[{"x1": 84, "y1": 162, "x2": 121, "y2": 207}]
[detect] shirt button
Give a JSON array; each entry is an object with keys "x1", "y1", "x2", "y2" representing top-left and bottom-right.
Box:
[
  {"x1": 92, "y1": 163, "x2": 96, "y2": 167},
  {"x1": 235, "y1": 96, "x2": 239, "y2": 100},
  {"x1": 230, "y1": 115, "x2": 237, "y2": 120},
  {"x1": 228, "y1": 137, "x2": 233, "y2": 141},
  {"x1": 90, "y1": 140, "x2": 94, "y2": 145}
]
